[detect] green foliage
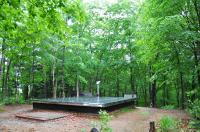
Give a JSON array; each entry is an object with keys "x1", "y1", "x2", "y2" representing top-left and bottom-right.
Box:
[
  {"x1": 158, "y1": 116, "x2": 179, "y2": 132},
  {"x1": 113, "y1": 106, "x2": 135, "y2": 117},
  {"x1": 161, "y1": 105, "x2": 175, "y2": 110},
  {"x1": 0, "y1": 0, "x2": 199, "y2": 117},
  {"x1": 3, "y1": 97, "x2": 16, "y2": 105},
  {"x1": 188, "y1": 99, "x2": 200, "y2": 119},
  {"x1": 99, "y1": 110, "x2": 112, "y2": 132},
  {"x1": 119, "y1": 106, "x2": 135, "y2": 113},
  {"x1": 90, "y1": 121, "x2": 98, "y2": 129},
  {"x1": 189, "y1": 120, "x2": 200, "y2": 131},
  {"x1": 188, "y1": 99, "x2": 200, "y2": 130},
  {"x1": 2, "y1": 96, "x2": 25, "y2": 105},
  {"x1": 80, "y1": 128, "x2": 87, "y2": 132},
  {"x1": 0, "y1": 105, "x2": 4, "y2": 112}
]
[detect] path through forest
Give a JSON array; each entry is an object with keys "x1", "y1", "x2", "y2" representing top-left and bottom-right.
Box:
[{"x1": 0, "y1": 105, "x2": 189, "y2": 132}]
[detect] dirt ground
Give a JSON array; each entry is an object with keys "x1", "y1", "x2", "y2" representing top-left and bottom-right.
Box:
[{"x1": 0, "y1": 105, "x2": 190, "y2": 132}]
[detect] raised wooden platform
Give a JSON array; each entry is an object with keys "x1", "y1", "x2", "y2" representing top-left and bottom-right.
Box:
[{"x1": 33, "y1": 97, "x2": 136, "y2": 114}]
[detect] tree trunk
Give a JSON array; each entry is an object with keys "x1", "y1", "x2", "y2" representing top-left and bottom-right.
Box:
[
  {"x1": 109, "y1": 79, "x2": 112, "y2": 96},
  {"x1": 1, "y1": 38, "x2": 5, "y2": 97},
  {"x1": 76, "y1": 75, "x2": 79, "y2": 97},
  {"x1": 176, "y1": 78, "x2": 180, "y2": 107},
  {"x1": 180, "y1": 71, "x2": 184, "y2": 109},
  {"x1": 177, "y1": 59, "x2": 184, "y2": 109},
  {"x1": 176, "y1": 53, "x2": 184, "y2": 109},
  {"x1": 61, "y1": 46, "x2": 66, "y2": 98},
  {"x1": 1, "y1": 55, "x2": 5, "y2": 96},
  {"x1": 116, "y1": 73, "x2": 119, "y2": 97},
  {"x1": 191, "y1": 75, "x2": 196, "y2": 101},
  {"x1": 43, "y1": 68, "x2": 47, "y2": 98},
  {"x1": 4, "y1": 59, "x2": 12, "y2": 96},
  {"x1": 130, "y1": 66, "x2": 135, "y2": 94},
  {"x1": 89, "y1": 77, "x2": 93, "y2": 94},
  {"x1": 135, "y1": 85, "x2": 138, "y2": 105},
  {"x1": 152, "y1": 79, "x2": 156, "y2": 107},
  {"x1": 29, "y1": 45, "x2": 35, "y2": 99},
  {"x1": 144, "y1": 86, "x2": 147, "y2": 106},
  {"x1": 52, "y1": 64, "x2": 56, "y2": 98},
  {"x1": 193, "y1": 48, "x2": 200, "y2": 87},
  {"x1": 174, "y1": 45, "x2": 185, "y2": 109},
  {"x1": 15, "y1": 70, "x2": 19, "y2": 103},
  {"x1": 162, "y1": 75, "x2": 167, "y2": 106},
  {"x1": 148, "y1": 65, "x2": 152, "y2": 106},
  {"x1": 28, "y1": 67, "x2": 31, "y2": 99}
]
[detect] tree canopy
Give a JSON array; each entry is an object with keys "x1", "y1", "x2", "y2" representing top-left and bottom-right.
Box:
[{"x1": 0, "y1": 0, "x2": 199, "y2": 115}]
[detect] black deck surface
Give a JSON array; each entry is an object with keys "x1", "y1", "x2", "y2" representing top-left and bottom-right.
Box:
[
  {"x1": 33, "y1": 97, "x2": 136, "y2": 113},
  {"x1": 33, "y1": 97, "x2": 136, "y2": 107}
]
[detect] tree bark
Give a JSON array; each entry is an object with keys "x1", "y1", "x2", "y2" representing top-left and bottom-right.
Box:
[
  {"x1": 61, "y1": 46, "x2": 66, "y2": 98},
  {"x1": 43, "y1": 68, "x2": 47, "y2": 98},
  {"x1": 180, "y1": 71, "x2": 185, "y2": 109},
  {"x1": 130, "y1": 66, "x2": 135, "y2": 94},
  {"x1": 4, "y1": 59, "x2": 12, "y2": 96},
  {"x1": 193, "y1": 47, "x2": 200, "y2": 87},
  {"x1": 76, "y1": 75, "x2": 79, "y2": 97},
  {"x1": 116, "y1": 74, "x2": 119, "y2": 97},
  {"x1": 176, "y1": 49, "x2": 184, "y2": 109},
  {"x1": 148, "y1": 65, "x2": 152, "y2": 106},
  {"x1": 176, "y1": 78, "x2": 180, "y2": 107},
  {"x1": 0, "y1": 41, "x2": 4, "y2": 96},
  {"x1": 151, "y1": 79, "x2": 156, "y2": 107},
  {"x1": 162, "y1": 75, "x2": 167, "y2": 106},
  {"x1": 29, "y1": 45, "x2": 36, "y2": 99},
  {"x1": 1, "y1": 47, "x2": 5, "y2": 96},
  {"x1": 192, "y1": 0, "x2": 200, "y2": 87},
  {"x1": 52, "y1": 63, "x2": 56, "y2": 98},
  {"x1": 15, "y1": 69, "x2": 19, "y2": 103}
]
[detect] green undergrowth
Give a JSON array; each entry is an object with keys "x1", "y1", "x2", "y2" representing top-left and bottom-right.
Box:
[
  {"x1": 140, "y1": 111, "x2": 150, "y2": 116},
  {"x1": 0, "y1": 104, "x2": 4, "y2": 112},
  {"x1": 158, "y1": 116, "x2": 179, "y2": 132},
  {"x1": 89, "y1": 110, "x2": 113, "y2": 132},
  {"x1": 188, "y1": 99, "x2": 200, "y2": 131},
  {"x1": 3, "y1": 96, "x2": 25, "y2": 105},
  {"x1": 0, "y1": 96, "x2": 30, "y2": 105},
  {"x1": 99, "y1": 110, "x2": 112, "y2": 132},
  {"x1": 112, "y1": 105, "x2": 136, "y2": 116},
  {"x1": 161, "y1": 105, "x2": 176, "y2": 110},
  {"x1": 120, "y1": 106, "x2": 136, "y2": 113}
]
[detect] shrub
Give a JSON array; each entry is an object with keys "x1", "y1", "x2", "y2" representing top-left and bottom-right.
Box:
[
  {"x1": 3, "y1": 97, "x2": 16, "y2": 105},
  {"x1": 0, "y1": 104, "x2": 4, "y2": 112},
  {"x1": 188, "y1": 99, "x2": 200, "y2": 119},
  {"x1": 188, "y1": 99, "x2": 200, "y2": 130},
  {"x1": 161, "y1": 105, "x2": 175, "y2": 110},
  {"x1": 99, "y1": 110, "x2": 112, "y2": 132},
  {"x1": 159, "y1": 116, "x2": 179, "y2": 132},
  {"x1": 3, "y1": 96, "x2": 25, "y2": 105}
]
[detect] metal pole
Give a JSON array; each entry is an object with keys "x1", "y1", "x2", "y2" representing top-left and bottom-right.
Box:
[
  {"x1": 96, "y1": 81, "x2": 100, "y2": 97},
  {"x1": 97, "y1": 84, "x2": 99, "y2": 97}
]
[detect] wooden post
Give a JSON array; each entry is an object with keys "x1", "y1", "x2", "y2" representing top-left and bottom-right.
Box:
[
  {"x1": 90, "y1": 128, "x2": 99, "y2": 132},
  {"x1": 149, "y1": 121, "x2": 155, "y2": 132}
]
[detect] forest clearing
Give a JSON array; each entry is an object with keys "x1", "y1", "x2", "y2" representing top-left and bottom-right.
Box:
[
  {"x1": 0, "y1": 105, "x2": 190, "y2": 132},
  {"x1": 0, "y1": 0, "x2": 200, "y2": 131}
]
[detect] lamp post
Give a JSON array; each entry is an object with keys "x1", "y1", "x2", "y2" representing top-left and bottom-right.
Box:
[{"x1": 96, "y1": 81, "x2": 101, "y2": 97}]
